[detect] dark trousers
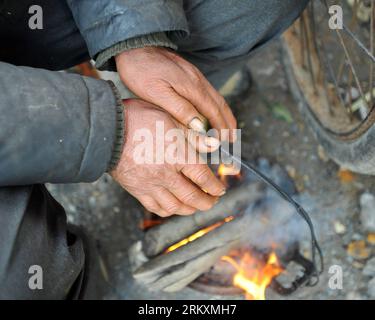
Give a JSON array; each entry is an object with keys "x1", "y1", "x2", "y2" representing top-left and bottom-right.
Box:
[{"x1": 0, "y1": 0, "x2": 309, "y2": 299}]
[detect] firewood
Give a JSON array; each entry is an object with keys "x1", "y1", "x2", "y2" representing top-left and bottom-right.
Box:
[
  {"x1": 152, "y1": 243, "x2": 237, "y2": 292},
  {"x1": 132, "y1": 209, "x2": 255, "y2": 291},
  {"x1": 142, "y1": 182, "x2": 264, "y2": 257},
  {"x1": 131, "y1": 195, "x2": 299, "y2": 292}
]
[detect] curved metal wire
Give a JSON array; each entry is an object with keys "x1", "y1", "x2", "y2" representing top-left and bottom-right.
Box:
[{"x1": 220, "y1": 147, "x2": 324, "y2": 286}]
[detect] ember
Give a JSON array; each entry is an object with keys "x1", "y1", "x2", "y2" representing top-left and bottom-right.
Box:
[
  {"x1": 139, "y1": 219, "x2": 163, "y2": 230},
  {"x1": 164, "y1": 209, "x2": 283, "y2": 300},
  {"x1": 162, "y1": 162, "x2": 284, "y2": 299},
  {"x1": 165, "y1": 216, "x2": 234, "y2": 253},
  {"x1": 132, "y1": 159, "x2": 319, "y2": 296},
  {"x1": 217, "y1": 163, "x2": 242, "y2": 186}
]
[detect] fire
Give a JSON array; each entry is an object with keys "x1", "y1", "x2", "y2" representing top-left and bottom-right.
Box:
[
  {"x1": 222, "y1": 252, "x2": 283, "y2": 300},
  {"x1": 217, "y1": 164, "x2": 241, "y2": 185},
  {"x1": 163, "y1": 166, "x2": 282, "y2": 300},
  {"x1": 218, "y1": 163, "x2": 240, "y2": 176},
  {"x1": 165, "y1": 216, "x2": 234, "y2": 253},
  {"x1": 139, "y1": 219, "x2": 163, "y2": 230}
]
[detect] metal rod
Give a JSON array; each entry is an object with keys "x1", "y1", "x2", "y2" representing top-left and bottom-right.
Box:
[{"x1": 220, "y1": 147, "x2": 324, "y2": 283}]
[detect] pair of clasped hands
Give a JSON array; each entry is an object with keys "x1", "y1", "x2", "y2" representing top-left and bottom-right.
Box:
[{"x1": 110, "y1": 47, "x2": 237, "y2": 217}]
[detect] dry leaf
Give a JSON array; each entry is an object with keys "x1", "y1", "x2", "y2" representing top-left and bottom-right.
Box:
[
  {"x1": 367, "y1": 233, "x2": 375, "y2": 245},
  {"x1": 338, "y1": 168, "x2": 355, "y2": 183},
  {"x1": 347, "y1": 240, "x2": 371, "y2": 260}
]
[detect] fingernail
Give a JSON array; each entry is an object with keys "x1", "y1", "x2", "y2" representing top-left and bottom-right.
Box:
[
  {"x1": 204, "y1": 136, "x2": 221, "y2": 148},
  {"x1": 189, "y1": 117, "x2": 206, "y2": 133},
  {"x1": 219, "y1": 189, "x2": 226, "y2": 196},
  {"x1": 232, "y1": 129, "x2": 238, "y2": 142},
  {"x1": 221, "y1": 130, "x2": 230, "y2": 142}
]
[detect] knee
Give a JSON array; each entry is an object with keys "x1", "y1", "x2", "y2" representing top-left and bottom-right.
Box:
[
  {"x1": 0, "y1": 185, "x2": 84, "y2": 299},
  {"x1": 177, "y1": 0, "x2": 309, "y2": 62}
]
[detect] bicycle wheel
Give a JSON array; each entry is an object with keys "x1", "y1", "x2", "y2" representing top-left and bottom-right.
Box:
[{"x1": 282, "y1": 0, "x2": 375, "y2": 174}]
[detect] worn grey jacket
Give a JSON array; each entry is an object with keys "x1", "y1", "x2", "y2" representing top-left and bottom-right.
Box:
[{"x1": 0, "y1": 0, "x2": 188, "y2": 187}]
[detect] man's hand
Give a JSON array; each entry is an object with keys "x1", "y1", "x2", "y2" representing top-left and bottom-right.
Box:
[
  {"x1": 110, "y1": 99, "x2": 226, "y2": 217},
  {"x1": 115, "y1": 47, "x2": 237, "y2": 141}
]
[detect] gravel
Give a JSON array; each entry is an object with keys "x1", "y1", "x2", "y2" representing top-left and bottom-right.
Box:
[{"x1": 360, "y1": 193, "x2": 375, "y2": 233}]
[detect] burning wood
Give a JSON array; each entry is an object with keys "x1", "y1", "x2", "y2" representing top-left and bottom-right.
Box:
[
  {"x1": 142, "y1": 181, "x2": 264, "y2": 257},
  {"x1": 129, "y1": 159, "x2": 313, "y2": 297},
  {"x1": 130, "y1": 196, "x2": 296, "y2": 293},
  {"x1": 165, "y1": 216, "x2": 234, "y2": 253},
  {"x1": 221, "y1": 251, "x2": 283, "y2": 300}
]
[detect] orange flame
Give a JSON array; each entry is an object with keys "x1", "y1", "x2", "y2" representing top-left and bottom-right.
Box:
[
  {"x1": 218, "y1": 163, "x2": 240, "y2": 176},
  {"x1": 139, "y1": 219, "x2": 163, "y2": 230},
  {"x1": 222, "y1": 252, "x2": 283, "y2": 300},
  {"x1": 217, "y1": 164, "x2": 241, "y2": 186},
  {"x1": 165, "y1": 216, "x2": 234, "y2": 253}
]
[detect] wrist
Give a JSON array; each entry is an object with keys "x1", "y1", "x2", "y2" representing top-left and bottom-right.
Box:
[
  {"x1": 96, "y1": 32, "x2": 177, "y2": 71},
  {"x1": 106, "y1": 82, "x2": 125, "y2": 172}
]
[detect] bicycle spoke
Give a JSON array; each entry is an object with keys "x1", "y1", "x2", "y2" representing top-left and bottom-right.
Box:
[
  {"x1": 369, "y1": 0, "x2": 374, "y2": 110},
  {"x1": 342, "y1": 26, "x2": 375, "y2": 63},
  {"x1": 303, "y1": 13, "x2": 318, "y2": 94},
  {"x1": 285, "y1": 0, "x2": 375, "y2": 135}
]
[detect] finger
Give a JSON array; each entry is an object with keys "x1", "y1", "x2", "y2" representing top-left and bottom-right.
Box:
[
  {"x1": 206, "y1": 86, "x2": 238, "y2": 142},
  {"x1": 174, "y1": 66, "x2": 236, "y2": 140},
  {"x1": 181, "y1": 163, "x2": 226, "y2": 197},
  {"x1": 168, "y1": 173, "x2": 219, "y2": 211},
  {"x1": 137, "y1": 195, "x2": 163, "y2": 215},
  {"x1": 149, "y1": 86, "x2": 206, "y2": 129},
  {"x1": 184, "y1": 126, "x2": 221, "y2": 153},
  {"x1": 156, "y1": 188, "x2": 197, "y2": 216},
  {"x1": 186, "y1": 87, "x2": 230, "y2": 141},
  {"x1": 139, "y1": 195, "x2": 174, "y2": 218}
]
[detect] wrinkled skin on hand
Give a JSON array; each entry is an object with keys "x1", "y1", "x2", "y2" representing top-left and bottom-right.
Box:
[
  {"x1": 110, "y1": 99, "x2": 226, "y2": 217},
  {"x1": 115, "y1": 47, "x2": 237, "y2": 141}
]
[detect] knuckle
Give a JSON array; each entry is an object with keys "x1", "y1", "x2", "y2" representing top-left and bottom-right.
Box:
[
  {"x1": 217, "y1": 95, "x2": 227, "y2": 108},
  {"x1": 150, "y1": 167, "x2": 167, "y2": 181},
  {"x1": 187, "y1": 66, "x2": 203, "y2": 84},
  {"x1": 181, "y1": 190, "x2": 200, "y2": 204},
  {"x1": 194, "y1": 168, "x2": 211, "y2": 186},
  {"x1": 144, "y1": 202, "x2": 159, "y2": 213},
  {"x1": 185, "y1": 208, "x2": 197, "y2": 215},
  {"x1": 165, "y1": 203, "x2": 180, "y2": 215},
  {"x1": 146, "y1": 205, "x2": 159, "y2": 213},
  {"x1": 201, "y1": 200, "x2": 215, "y2": 211},
  {"x1": 158, "y1": 210, "x2": 172, "y2": 218},
  {"x1": 167, "y1": 175, "x2": 180, "y2": 189},
  {"x1": 145, "y1": 79, "x2": 171, "y2": 98},
  {"x1": 172, "y1": 100, "x2": 188, "y2": 118},
  {"x1": 208, "y1": 106, "x2": 221, "y2": 121}
]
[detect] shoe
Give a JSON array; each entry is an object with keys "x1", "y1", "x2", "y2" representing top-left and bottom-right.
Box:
[{"x1": 219, "y1": 67, "x2": 253, "y2": 98}]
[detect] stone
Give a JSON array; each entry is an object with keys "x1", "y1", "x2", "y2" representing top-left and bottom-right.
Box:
[
  {"x1": 368, "y1": 278, "x2": 375, "y2": 299},
  {"x1": 346, "y1": 291, "x2": 364, "y2": 300},
  {"x1": 317, "y1": 145, "x2": 329, "y2": 162},
  {"x1": 333, "y1": 220, "x2": 347, "y2": 235},
  {"x1": 360, "y1": 193, "x2": 375, "y2": 233},
  {"x1": 363, "y1": 257, "x2": 375, "y2": 277}
]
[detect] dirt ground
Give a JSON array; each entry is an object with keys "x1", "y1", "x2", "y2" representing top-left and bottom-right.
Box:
[{"x1": 48, "y1": 39, "x2": 375, "y2": 300}]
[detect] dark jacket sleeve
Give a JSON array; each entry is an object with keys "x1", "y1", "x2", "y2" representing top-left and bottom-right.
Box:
[
  {"x1": 0, "y1": 61, "x2": 124, "y2": 187},
  {"x1": 66, "y1": 0, "x2": 189, "y2": 58}
]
